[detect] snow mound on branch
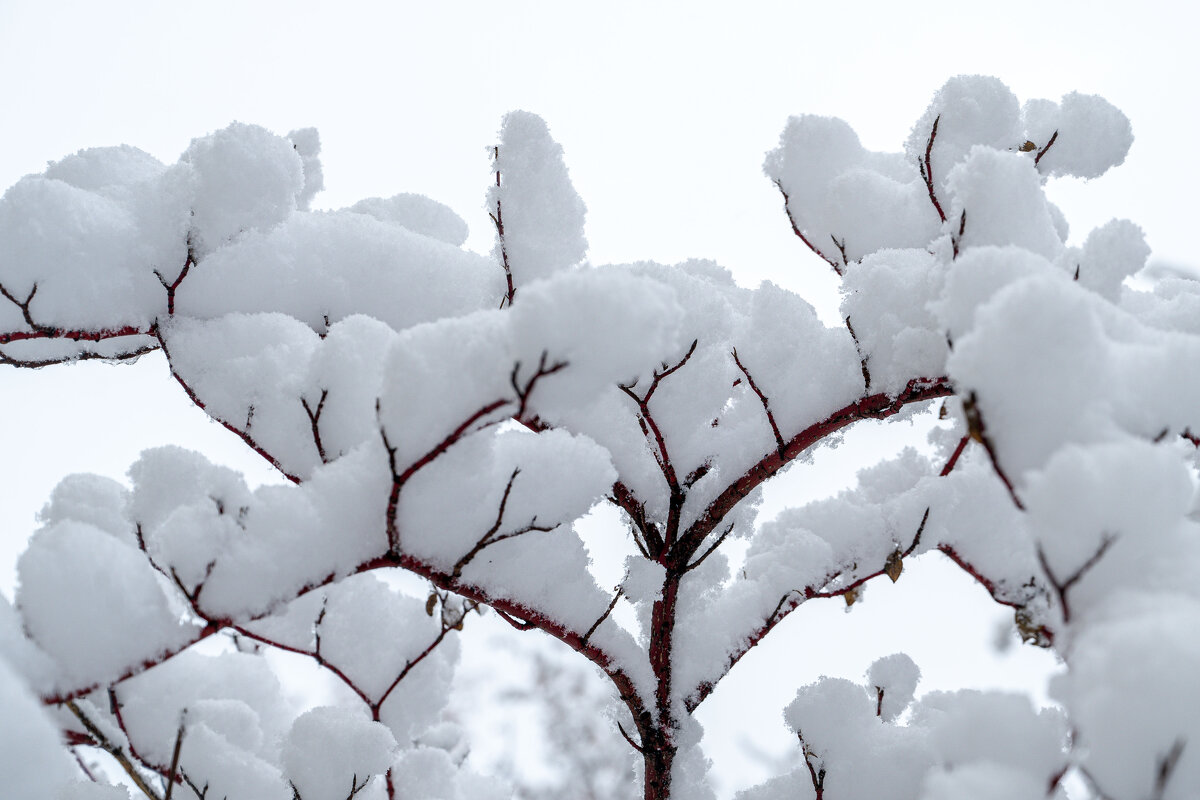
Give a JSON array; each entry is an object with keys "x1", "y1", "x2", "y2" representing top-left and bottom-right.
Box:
[
  {"x1": 182, "y1": 122, "x2": 305, "y2": 254},
  {"x1": 349, "y1": 193, "x2": 469, "y2": 246},
  {"x1": 283, "y1": 706, "x2": 397, "y2": 800},
  {"x1": 175, "y1": 210, "x2": 502, "y2": 332},
  {"x1": 488, "y1": 110, "x2": 587, "y2": 286},
  {"x1": 765, "y1": 114, "x2": 937, "y2": 264},
  {"x1": 16, "y1": 519, "x2": 198, "y2": 693},
  {"x1": 0, "y1": 657, "x2": 76, "y2": 795},
  {"x1": 1022, "y1": 92, "x2": 1133, "y2": 179},
  {"x1": 288, "y1": 127, "x2": 324, "y2": 211}
]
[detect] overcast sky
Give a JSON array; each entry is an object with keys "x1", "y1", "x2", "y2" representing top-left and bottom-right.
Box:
[{"x1": 1, "y1": 1, "x2": 1196, "y2": 795}]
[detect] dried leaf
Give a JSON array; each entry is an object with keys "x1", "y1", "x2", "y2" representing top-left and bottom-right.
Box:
[
  {"x1": 1019, "y1": 140, "x2": 1037, "y2": 152},
  {"x1": 425, "y1": 593, "x2": 438, "y2": 617},
  {"x1": 884, "y1": 550, "x2": 903, "y2": 583},
  {"x1": 844, "y1": 587, "x2": 860, "y2": 607}
]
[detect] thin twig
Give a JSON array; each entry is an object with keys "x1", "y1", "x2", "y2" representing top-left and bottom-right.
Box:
[{"x1": 64, "y1": 700, "x2": 164, "y2": 800}]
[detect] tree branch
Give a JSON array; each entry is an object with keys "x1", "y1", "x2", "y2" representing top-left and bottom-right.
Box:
[
  {"x1": 1036, "y1": 534, "x2": 1116, "y2": 624},
  {"x1": 919, "y1": 114, "x2": 948, "y2": 224},
  {"x1": 679, "y1": 377, "x2": 953, "y2": 567},
  {"x1": 773, "y1": 181, "x2": 843, "y2": 275},
  {"x1": 732, "y1": 348, "x2": 786, "y2": 458},
  {"x1": 64, "y1": 699, "x2": 165, "y2": 800}
]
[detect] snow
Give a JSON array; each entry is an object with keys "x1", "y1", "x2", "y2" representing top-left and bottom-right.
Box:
[
  {"x1": 283, "y1": 706, "x2": 397, "y2": 800},
  {"x1": 16, "y1": 519, "x2": 198, "y2": 693},
  {"x1": 2, "y1": 69, "x2": 1195, "y2": 799},
  {"x1": 181, "y1": 122, "x2": 305, "y2": 255},
  {"x1": 488, "y1": 111, "x2": 588, "y2": 287}
]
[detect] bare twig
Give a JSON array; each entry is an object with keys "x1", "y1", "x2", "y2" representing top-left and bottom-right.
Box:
[
  {"x1": 64, "y1": 699, "x2": 165, "y2": 800},
  {"x1": 962, "y1": 392, "x2": 1024, "y2": 511},
  {"x1": 939, "y1": 435, "x2": 970, "y2": 477},
  {"x1": 164, "y1": 713, "x2": 187, "y2": 800},
  {"x1": 732, "y1": 348, "x2": 786, "y2": 457},
  {"x1": 581, "y1": 587, "x2": 624, "y2": 647},
  {"x1": 1034, "y1": 130, "x2": 1059, "y2": 168},
  {"x1": 301, "y1": 389, "x2": 330, "y2": 464},
  {"x1": 919, "y1": 115, "x2": 948, "y2": 224},
  {"x1": 684, "y1": 522, "x2": 735, "y2": 573},
  {"x1": 773, "y1": 181, "x2": 843, "y2": 275},
  {"x1": 451, "y1": 468, "x2": 555, "y2": 579},
  {"x1": 1036, "y1": 534, "x2": 1116, "y2": 623},
  {"x1": 843, "y1": 316, "x2": 871, "y2": 391}
]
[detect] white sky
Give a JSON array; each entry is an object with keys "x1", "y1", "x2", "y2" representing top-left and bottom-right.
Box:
[{"x1": 1, "y1": 1, "x2": 1196, "y2": 795}]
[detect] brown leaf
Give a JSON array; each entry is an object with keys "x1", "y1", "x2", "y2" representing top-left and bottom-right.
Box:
[{"x1": 884, "y1": 550, "x2": 903, "y2": 583}]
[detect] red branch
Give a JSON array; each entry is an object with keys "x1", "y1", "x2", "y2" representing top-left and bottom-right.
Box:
[
  {"x1": 940, "y1": 435, "x2": 970, "y2": 476},
  {"x1": 679, "y1": 377, "x2": 953, "y2": 568},
  {"x1": 1034, "y1": 130, "x2": 1059, "y2": 168},
  {"x1": 157, "y1": 329, "x2": 302, "y2": 484},
  {"x1": 962, "y1": 392, "x2": 1024, "y2": 511},
  {"x1": 153, "y1": 238, "x2": 196, "y2": 317},
  {"x1": 773, "y1": 182, "x2": 843, "y2": 276},
  {"x1": 618, "y1": 339, "x2": 699, "y2": 552},
  {"x1": 732, "y1": 348, "x2": 786, "y2": 457},
  {"x1": 919, "y1": 115, "x2": 948, "y2": 224},
  {"x1": 686, "y1": 507, "x2": 931, "y2": 711},
  {"x1": 490, "y1": 147, "x2": 517, "y2": 309}
]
